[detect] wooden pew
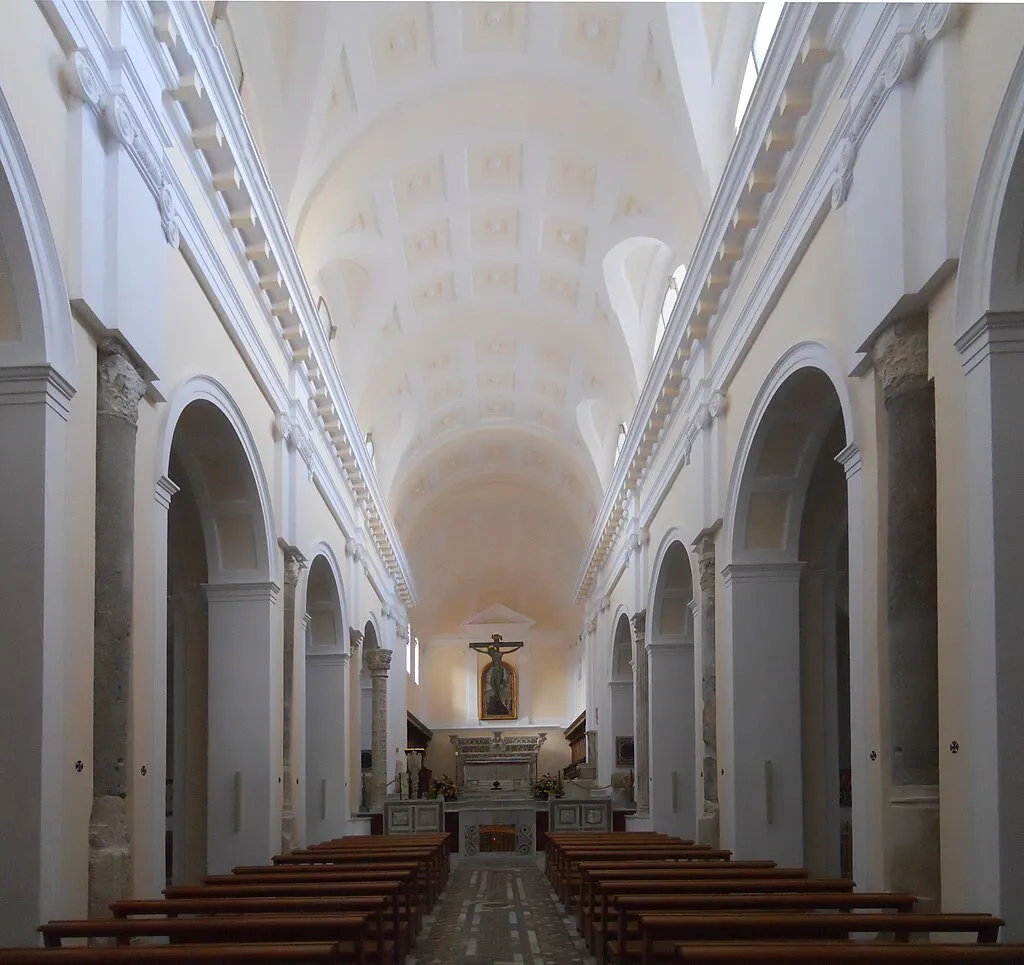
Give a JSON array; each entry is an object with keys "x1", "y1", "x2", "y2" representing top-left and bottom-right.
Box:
[
  {"x1": 110, "y1": 895, "x2": 408, "y2": 962},
  {"x1": 592, "y1": 892, "x2": 918, "y2": 965},
  {"x1": 580, "y1": 867, "x2": 813, "y2": 933},
  {"x1": 164, "y1": 880, "x2": 418, "y2": 934},
  {"x1": 576, "y1": 861, "x2": 777, "y2": 922},
  {"x1": 622, "y1": 912, "x2": 1005, "y2": 965},
  {"x1": 36, "y1": 913, "x2": 381, "y2": 964},
  {"x1": 0, "y1": 943, "x2": 349, "y2": 963},
  {"x1": 671, "y1": 942, "x2": 1024, "y2": 962}
]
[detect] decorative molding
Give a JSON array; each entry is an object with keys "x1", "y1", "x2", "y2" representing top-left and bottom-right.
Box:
[
  {"x1": 834, "y1": 443, "x2": 863, "y2": 480},
  {"x1": 203, "y1": 581, "x2": 281, "y2": 603},
  {"x1": 153, "y1": 474, "x2": 180, "y2": 510},
  {"x1": 575, "y1": 4, "x2": 962, "y2": 605},
  {"x1": 0, "y1": 365, "x2": 76, "y2": 420},
  {"x1": 61, "y1": 51, "x2": 179, "y2": 247}
]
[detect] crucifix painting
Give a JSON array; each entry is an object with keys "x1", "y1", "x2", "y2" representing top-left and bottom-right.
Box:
[{"x1": 470, "y1": 634, "x2": 523, "y2": 720}]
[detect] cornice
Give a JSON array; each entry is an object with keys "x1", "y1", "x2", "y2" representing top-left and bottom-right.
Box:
[
  {"x1": 0, "y1": 364, "x2": 76, "y2": 420},
  {"x1": 156, "y1": 2, "x2": 416, "y2": 606},
  {"x1": 575, "y1": 3, "x2": 963, "y2": 604},
  {"x1": 41, "y1": 0, "x2": 417, "y2": 606}
]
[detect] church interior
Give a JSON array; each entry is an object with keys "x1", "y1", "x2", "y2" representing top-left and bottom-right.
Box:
[{"x1": 3, "y1": 0, "x2": 1024, "y2": 959}]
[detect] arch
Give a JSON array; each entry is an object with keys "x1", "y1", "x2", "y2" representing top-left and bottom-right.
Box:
[
  {"x1": 159, "y1": 375, "x2": 277, "y2": 584},
  {"x1": 161, "y1": 377, "x2": 281, "y2": 877},
  {"x1": 723, "y1": 342, "x2": 855, "y2": 563},
  {"x1": 647, "y1": 533, "x2": 698, "y2": 838},
  {"x1": 647, "y1": 528, "x2": 696, "y2": 633},
  {"x1": 719, "y1": 342, "x2": 863, "y2": 879},
  {"x1": 0, "y1": 91, "x2": 76, "y2": 944},
  {"x1": 954, "y1": 47, "x2": 1024, "y2": 334},
  {"x1": 303, "y1": 550, "x2": 350, "y2": 845},
  {"x1": 609, "y1": 607, "x2": 634, "y2": 681},
  {"x1": 952, "y1": 44, "x2": 1024, "y2": 937},
  {"x1": 302, "y1": 541, "x2": 349, "y2": 649},
  {"x1": 0, "y1": 84, "x2": 75, "y2": 378}
]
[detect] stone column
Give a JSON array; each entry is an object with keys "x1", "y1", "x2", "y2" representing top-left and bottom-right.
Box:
[
  {"x1": 90, "y1": 339, "x2": 147, "y2": 917},
  {"x1": 695, "y1": 533, "x2": 720, "y2": 846},
  {"x1": 278, "y1": 542, "x2": 306, "y2": 854},
  {"x1": 871, "y1": 315, "x2": 940, "y2": 907},
  {"x1": 348, "y1": 628, "x2": 363, "y2": 817},
  {"x1": 366, "y1": 648, "x2": 393, "y2": 810},
  {"x1": 632, "y1": 610, "x2": 650, "y2": 814}
]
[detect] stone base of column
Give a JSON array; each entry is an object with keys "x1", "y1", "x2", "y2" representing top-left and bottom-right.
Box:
[
  {"x1": 88, "y1": 795, "x2": 131, "y2": 919},
  {"x1": 889, "y1": 785, "x2": 941, "y2": 912},
  {"x1": 698, "y1": 806, "x2": 720, "y2": 848}
]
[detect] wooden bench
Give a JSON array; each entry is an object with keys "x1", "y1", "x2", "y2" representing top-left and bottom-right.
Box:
[
  {"x1": 591, "y1": 892, "x2": 918, "y2": 965},
  {"x1": 671, "y1": 941, "x2": 1024, "y2": 962},
  {"x1": 36, "y1": 913, "x2": 382, "y2": 963},
  {"x1": 110, "y1": 895, "x2": 408, "y2": 962},
  {"x1": 580, "y1": 867, "x2": 813, "y2": 933},
  {"x1": 0, "y1": 943, "x2": 350, "y2": 963},
  {"x1": 620, "y1": 912, "x2": 1005, "y2": 965}
]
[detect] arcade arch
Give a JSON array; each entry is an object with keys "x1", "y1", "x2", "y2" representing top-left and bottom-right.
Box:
[
  {"x1": 302, "y1": 551, "x2": 349, "y2": 846},
  {"x1": 607, "y1": 611, "x2": 635, "y2": 798},
  {"x1": 723, "y1": 362, "x2": 853, "y2": 877},
  {"x1": 647, "y1": 538, "x2": 697, "y2": 839},
  {"x1": 164, "y1": 393, "x2": 278, "y2": 881}
]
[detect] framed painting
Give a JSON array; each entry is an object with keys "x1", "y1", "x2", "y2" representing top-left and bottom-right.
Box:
[{"x1": 480, "y1": 660, "x2": 518, "y2": 720}]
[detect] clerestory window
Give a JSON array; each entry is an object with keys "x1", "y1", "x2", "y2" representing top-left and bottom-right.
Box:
[
  {"x1": 655, "y1": 264, "x2": 687, "y2": 356},
  {"x1": 734, "y1": 1, "x2": 786, "y2": 130}
]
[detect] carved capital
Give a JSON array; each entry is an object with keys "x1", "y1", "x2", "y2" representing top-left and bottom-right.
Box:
[
  {"x1": 349, "y1": 627, "x2": 364, "y2": 651},
  {"x1": 698, "y1": 549, "x2": 716, "y2": 596},
  {"x1": 96, "y1": 340, "x2": 146, "y2": 424},
  {"x1": 831, "y1": 137, "x2": 857, "y2": 210},
  {"x1": 366, "y1": 647, "x2": 393, "y2": 677},
  {"x1": 631, "y1": 609, "x2": 647, "y2": 642},
  {"x1": 871, "y1": 315, "x2": 929, "y2": 402},
  {"x1": 279, "y1": 540, "x2": 307, "y2": 587}
]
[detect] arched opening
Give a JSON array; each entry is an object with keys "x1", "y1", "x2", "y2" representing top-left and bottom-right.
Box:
[
  {"x1": 357, "y1": 619, "x2": 380, "y2": 812},
  {"x1": 609, "y1": 613, "x2": 636, "y2": 804},
  {"x1": 725, "y1": 366, "x2": 850, "y2": 872},
  {"x1": 165, "y1": 397, "x2": 276, "y2": 880},
  {"x1": 0, "y1": 92, "x2": 75, "y2": 943},
  {"x1": 954, "y1": 51, "x2": 1024, "y2": 935},
  {"x1": 648, "y1": 540, "x2": 697, "y2": 837},
  {"x1": 303, "y1": 553, "x2": 348, "y2": 844}
]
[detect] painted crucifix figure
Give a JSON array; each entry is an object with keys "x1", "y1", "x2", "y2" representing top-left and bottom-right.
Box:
[{"x1": 470, "y1": 634, "x2": 524, "y2": 719}]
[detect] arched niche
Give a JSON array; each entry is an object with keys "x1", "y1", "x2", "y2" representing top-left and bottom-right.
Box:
[
  {"x1": 721, "y1": 348, "x2": 865, "y2": 884},
  {"x1": 647, "y1": 537, "x2": 697, "y2": 838},
  {"x1": 303, "y1": 550, "x2": 349, "y2": 845},
  {"x1": 953, "y1": 45, "x2": 1024, "y2": 936},
  {"x1": 161, "y1": 386, "x2": 278, "y2": 880},
  {"x1": 0, "y1": 87, "x2": 76, "y2": 944}
]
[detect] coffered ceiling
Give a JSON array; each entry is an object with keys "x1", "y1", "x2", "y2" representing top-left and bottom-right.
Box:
[{"x1": 228, "y1": 1, "x2": 731, "y2": 629}]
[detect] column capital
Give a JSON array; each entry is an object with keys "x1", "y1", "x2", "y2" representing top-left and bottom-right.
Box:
[
  {"x1": 871, "y1": 315, "x2": 929, "y2": 403},
  {"x1": 278, "y1": 538, "x2": 307, "y2": 586},
  {"x1": 97, "y1": 338, "x2": 147, "y2": 424},
  {"x1": 349, "y1": 626, "x2": 364, "y2": 651},
  {"x1": 366, "y1": 647, "x2": 393, "y2": 677},
  {"x1": 631, "y1": 609, "x2": 647, "y2": 641}
]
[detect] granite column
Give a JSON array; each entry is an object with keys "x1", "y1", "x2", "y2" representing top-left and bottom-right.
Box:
[
  {"x1": 872, "y1": 315, "x2": 940, "y2": 906},
  {"x1": 279, "y1": 542, "x2": 307, "y2": 853},
  {"x1": 695, "y1": 533, "x2": 720, "y2": 846},
  {"x1": 632, "y1": 610, "x2": 650, "y2": 814},
  {"x1": 89, "y1": 339, "x2": 147, "y2": 917},
  {"x1": 366, "y1": 647, "x2": 393, "y2": 810}
]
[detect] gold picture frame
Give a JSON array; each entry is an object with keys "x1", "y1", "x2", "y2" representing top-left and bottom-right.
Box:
[{"x1": 479, "y1": 660, "x2": 518, "y2": 720}]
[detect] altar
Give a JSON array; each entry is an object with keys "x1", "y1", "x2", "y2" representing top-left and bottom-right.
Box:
[{"x1": 449, "y1": 730, "x2": 546, "y2": 797}]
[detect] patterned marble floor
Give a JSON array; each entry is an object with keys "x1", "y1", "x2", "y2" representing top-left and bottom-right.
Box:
[{"x1": 407, "y1": 855, "x2": 593, "y2": 965}]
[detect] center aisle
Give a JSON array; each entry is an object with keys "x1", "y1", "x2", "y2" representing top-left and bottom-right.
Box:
[{"x1": 408, "y1": 854, "x2": 592, "y2": 965}]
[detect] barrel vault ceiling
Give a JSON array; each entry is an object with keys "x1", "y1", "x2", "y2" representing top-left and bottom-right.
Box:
[{"x1": 227, "y1": 1, "x2": 726, "y2": 629}]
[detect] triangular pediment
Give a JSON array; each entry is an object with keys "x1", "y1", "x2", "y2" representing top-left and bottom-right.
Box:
[{"x1": 461, "y1": 603, "x2": 535, "y2": 630}]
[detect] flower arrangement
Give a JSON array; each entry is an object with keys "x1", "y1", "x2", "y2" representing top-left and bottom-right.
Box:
[
  {"x1": 430, "y1": 774, "x2": 459, "y2": 800},
  {"x1": 532, "y1": 773, "x2": 564, "y2": 800}
]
